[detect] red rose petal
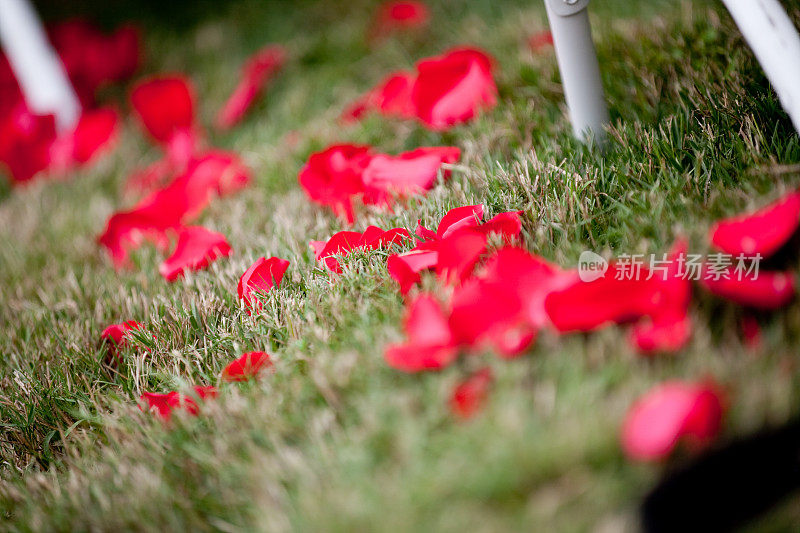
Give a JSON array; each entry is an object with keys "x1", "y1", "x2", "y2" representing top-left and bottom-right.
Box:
[
  {"x1": 629, "y1": 239, "x2": 693, "y2": 354},
  {"x1": 101, "y1": 320, "x2": 143, "y2": 364},
  {"x1": 476, "y1": 210, "x2": 523, "y2": 241},
  {"x1": 437, "y1": 204, "x2": 484, "y2": 238},
  {"x1": 384, "y1": 294, "x2": 458, "y2": 372},
  {"x1": 98, "y1": 150, "x2": 250, "y2": 268},
  {"x1": 528, "y1": 31, "x2": 554, "y2": 52},
  {"x1": 158, "y1": 226, "x2": 232, "y2": 282},
  {"x1": 131, "y1": 75, "x2": 196, "y2": 149},
  {"x1": 139, "y1": 385, "x2": 217, "y2": 421},
  {"x1": 315, "y1": 227, "x2": 410, "y2": 273},
  {"x1": 701, "y1": 269, "x2": 795, "y2": 310},
  {"x1": 0, "y1": 102, "x2": 56, "y2": 183},
  {"x1": 298, "y1": 143, "x2": 373, "y2": 224},
  {"x1": 342, "y1": 71, "x2": 416, "y2": 122},
  {"x1": 545, "y1": 263, "x2": 664, "y2": 333},
  {"x1": 221, "y1": 351, "x2": 273, "y2": 382},
  {"x1": 361, "y1": 146, "x2": 460, "y2": 202},
  {"x1": 238, "y1": 256, "x2": 290, "y2": 312},
  {"x1": 449, "y1": 367, "x2": 493, "y2": 419},
  {"x1": 621, "y1": 381, "x2": 724, "y2": 461},
  {"x1": 710, "y1": 190, "x2": 800, "y2": 258},
  {"x1": 69, "y1": 107, "x2": 119, "y2": 164},
  {"x1": 411, "y1": 47, "x2": 498, "y2": 130},
  {"x1": 215, "y1": 45, "x2": 286, "y2": 130},
  {"x1": 435, "y1": 230, "x2": 487, "y2": 284}
]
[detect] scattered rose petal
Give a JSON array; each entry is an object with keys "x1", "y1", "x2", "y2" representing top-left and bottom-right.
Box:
[
  {"x1": 700, "y1": 269, "x2": 795, "y2": 310},
  {"x1": 139, "y1": 385, "x2": 218, "y2": 421},
  {"x1": 344, "y1": 47, "x2": 497, "y2": 130},
  {"x1": 739, "y1": 314, "x2": 762, "y2": 349},
  {"x1": 299, "y1": 144, "x2": 458, "y2": 222},
  {"x1": 159, "y1": 226, "x2": 232, "y2": 282},
  {"x1": 215, "y1": 45, "x2": 286, "y2": 130},
  {"x1": 342, "y1": 71, "x2": 416, "y2": 122},
  {"x1": 238, "y1": 257, "x2": 290, "y2": 312},
  {"x1": 528, "y1": 31, "x2": 554, "y2": 52},
  {"x1": 709, "y1": 190, "x2": 800, "y2": 259},
  {"x1": 412, "y1": 47, "x2": 498, "y2": 130},
  {"x1": 131, "y1": 75, "x2": 197, "y2": 157},
  {"x1": 385, "y1": 294, "x2": 458, "y2": 372},
  {"x1": 0, "y1": 103, "x2": 56, "y2": 183},
  {"x1": 221, "y1": 351, "x2": 273, "y2": 382},
  {"x1": 434, "y1": 204, "x2": 484, "y2": 239},
  {"x1": 101, "y1": 320, "x2": 142, "y2": 365},
  {"x1": 371, "y1": 1, "x2": 430, "y2": 40},
  {"x1": 313, "y1": 226, "x2": 410, "y2": 273},
  {"x1": 298, "y1": 143, "x2": 372, "y2": 223},
  {"x1": 362, "y1": 146, "x2": 460, "y2": 204},
  {"x1": 435, "y1": 229, "x2": 487, "y2": 284},
  {"x1": 629, "y1": 240, "x2": 693, "y2": 354},
  {"x1": 98, "y1": 151, "x2": 250, "y2": 268},
  {"x1": 50, "y1": 19, "x2": 140, "y2": 105},
  {"x1": 621, "y1": 381, "x2": 725, "y2": 461},
  {"x1": 450, "y1": 367, "x2": 493, "y2": 419}
]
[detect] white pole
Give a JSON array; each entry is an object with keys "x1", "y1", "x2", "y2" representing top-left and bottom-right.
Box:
[
  {"x1": 721, "y1": 0, "x2": 800, "y2": 135},
  {"x1": 543, "y1": 0, "x2": 609, "y2": 145},
  {"x1": 0, "y1": 0, "x2": 80, "y2": 132}
]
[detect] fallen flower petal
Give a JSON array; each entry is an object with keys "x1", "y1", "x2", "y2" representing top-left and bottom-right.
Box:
[
  {"x1": 101, "y1": 320, "x2": 143, "y2": 365},
  {"x1": 238, "y1": 256, "x2": 290, "y2": 312},
  {"x1": 709, "y1": 190, "x2": 800, "y2": 259},
  {"x1": 131, "y1": 75, "x2": 197, "y2": 153},
  {"x1": 436, "y1": 204, "x2": 484, "y2": 239},
  {"x1": 384, "y1": 294, "x2": 458, "y2": 372},
  {"x1": 362, "y1": 146, "x2": 460, "y2": 203},
  {"x1": 528, "y1": 31, "x2": 554, "y2": 52},
  {"x1": 450, "y1": 367, "x2": 493, "y2": 419},
  {"x1": 412, "y1": 47, "x2": 498, "y2": 130},
  {"x1": 298, "y1": 143, "x2": 372, "y2": 224},
  {"x1": 371, "y1": 1, "x2": 430, "y2": 39},
  {"x1": 0, "y1": 103, "x2": 56, "y2": 183},
  {"x1": 315, "y1": 227, "x2": 411, "y2": 273},
  {"x1": 435, "y1": 229, "x2": 487, "y2": 284},
  {"x1": 700, "y1": 269, "x2": 795, "y2": 310},
  {"x1": 221, "y1": 351, "x2": 273, "y2": 382},
  {"x1": 629, "y1": 239, "x2": 693, "y2": 354},
  {"x1": 476, "y1": 211, "x2": 523, "y2": 241},
  {"x1": 342, "y1": 71, "x2": 416, "y2": 122},
  {"x1": 159, "y1": 226, "x2": 232, "y2": 282},
  {"x1": 98, "y1": 150, "x2": 250, "y2": 267},
  {"x1": 215, "y1": 45, "x2": 286, "y2": 130},
  {"x1": 139, "y1": 385, "x2": 218, "y2": 421},
  {"x1": 621, "y1": 381, "x2": 725, "y2": 461}
]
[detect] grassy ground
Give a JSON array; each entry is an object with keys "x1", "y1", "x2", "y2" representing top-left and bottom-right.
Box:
[{"x1": 3, "y1": 0, "x2": 800, "y2": 530}]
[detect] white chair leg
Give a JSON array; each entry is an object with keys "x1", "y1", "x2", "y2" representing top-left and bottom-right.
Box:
[
  {"x1": 543, "y1": 0, "x2": 609, "y2": 146},
  {"x1": 721, "y1": 0, "x2": 800, "y2": 135},
  {"x1": 0, "y1": 0, "x2": 80, "y2": 132}
]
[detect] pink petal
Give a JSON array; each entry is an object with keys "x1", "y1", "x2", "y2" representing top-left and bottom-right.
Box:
[
  {"x1": 130, "y1": 75, "x2": 196, "y2": 147},
  {"x1": 449, "y1": 367, "x2": 493, "y2": 419},
  {"x1": 709, "y1": 190, "x2": 800, "y2": 258},
  {"x1": 621, "y1": 381, "x2": 724, "y2": 461},
  {"x1": 158, "y1": 226, "x2": 232, "y2": 282},
  {"x1": 215, "y1": 45, "x2": 286, "y2": 130},
  {"x1": 700, "y1": 269, "x2": 795, "y2": 310},
  {"x1": 238, "y1": 257, "x2": 290, "y2": 312},
  {"x1": 437, "y1": 204, "x2": 484, "y2": 238},
  {"x1": 411, "y1": 47, "x2": 498, "y2": 130},
  {"x1": 221, "y1": 351, "x2": 273, "y2": 382},
  {"x1": 435, "y1": 230, "x2": 487, "y2": 284}
]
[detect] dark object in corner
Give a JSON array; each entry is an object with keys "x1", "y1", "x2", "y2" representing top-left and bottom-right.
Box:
[{"x1": 642, "y1": 417, "x2": 800, "y2": 532}]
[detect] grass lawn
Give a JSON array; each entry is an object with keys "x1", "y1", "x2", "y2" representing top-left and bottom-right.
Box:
[{"x1": 3, "y1": 0, "x2": 800, "y2": 530}]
